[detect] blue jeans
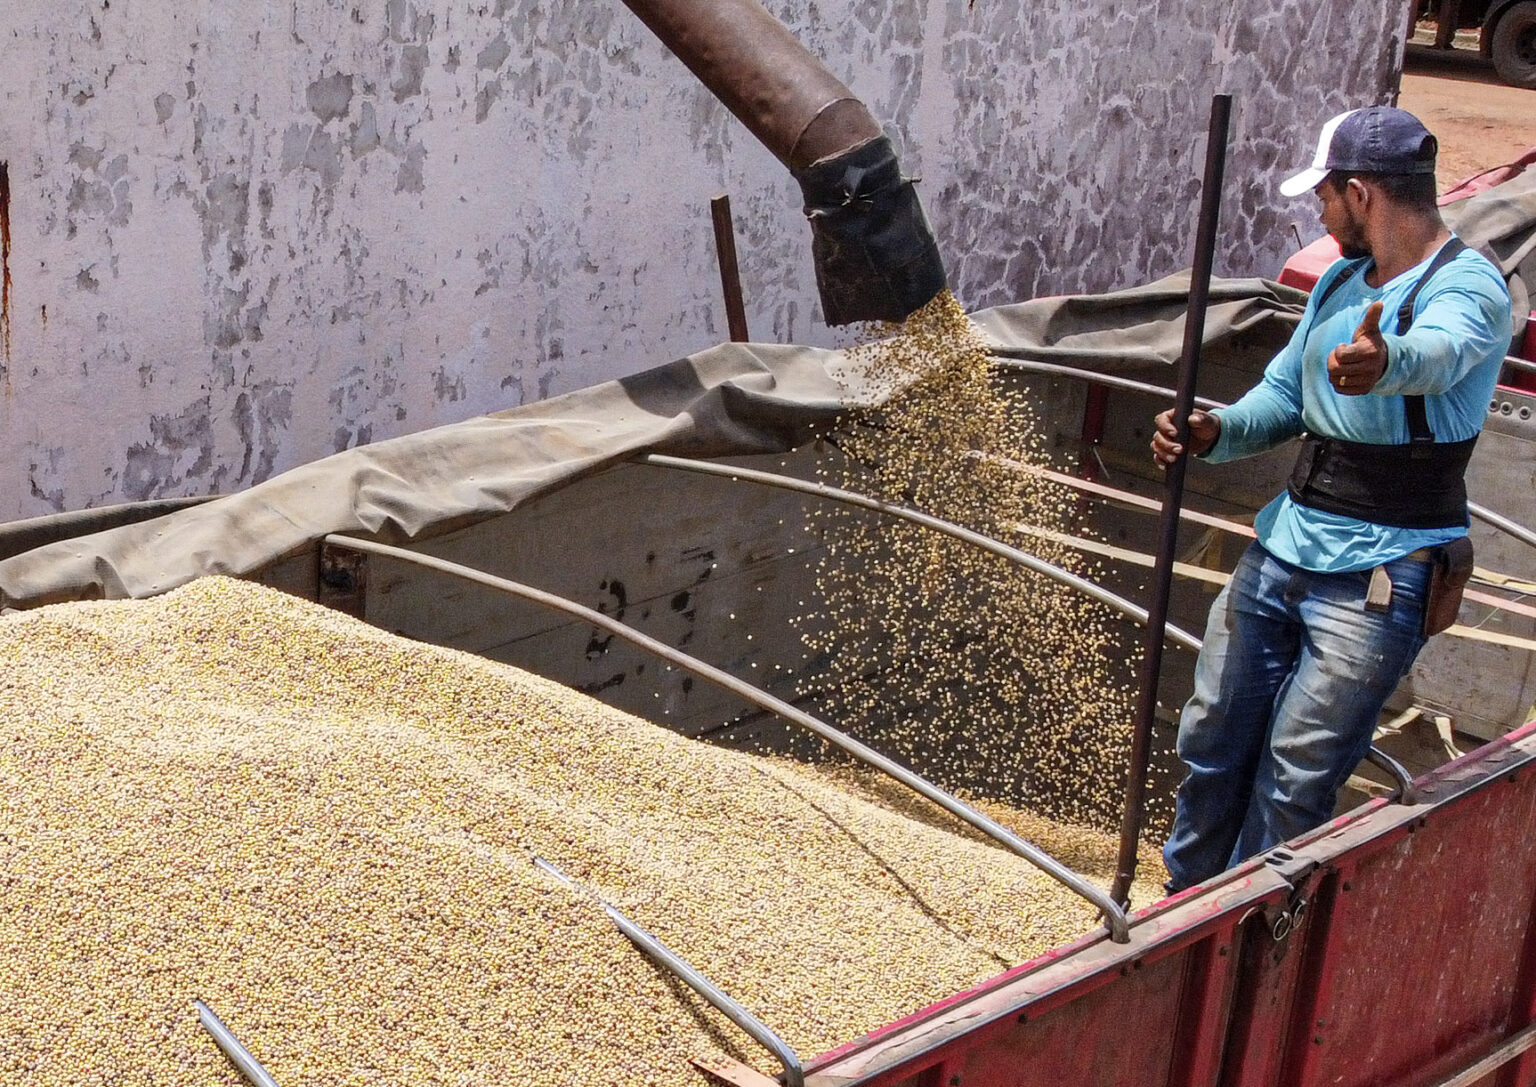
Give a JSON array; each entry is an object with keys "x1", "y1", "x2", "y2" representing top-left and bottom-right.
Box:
[{"x1": 1162, "y1": 541, "x2": 1431, "y2": 891}]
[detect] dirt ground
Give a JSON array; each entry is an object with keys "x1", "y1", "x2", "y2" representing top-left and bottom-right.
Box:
[{"x1": 1399, "y1": 42, "x2": 1536, "y2": 189}]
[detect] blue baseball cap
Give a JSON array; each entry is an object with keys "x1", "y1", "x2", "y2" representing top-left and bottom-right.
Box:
[{"x1": 1279, "y1": 107, "x2": 1438, "y2": 197}]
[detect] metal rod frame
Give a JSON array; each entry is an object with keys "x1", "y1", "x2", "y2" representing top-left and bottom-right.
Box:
[
  {"x1": 1362, "y1": 746, "x2": 1419, "y2": 805},
  {"x1": 988, "y1": 357, "x2": 1227, "y2": 412},
  {"x1": 639, "y1": 454, "x2": 1419, "y2": 865},
  {"x1": 636, "y1": 453, "x2": 1202, "y2": 652},
  {"x1": 1470, "y1": 500, "x2": 1536, "y2": 553},
  {"x1": 320, "y1": 533, "x2": 1133, "y2": 942},
  {"x1": 194, "y1": 1000, "x2": 281, "y2": 1087},
  {"x1": 531, "y1": 855, "x2": 806, "y2": 1087},
  {"x1": 992, "y1": 353, "x2": 1536, "y2": 383},
  {"x1": 1112, "y1": 93, "x2": 1232, "y2": 908}
]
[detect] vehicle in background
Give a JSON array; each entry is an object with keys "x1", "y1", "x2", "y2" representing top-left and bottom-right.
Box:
[{"x1": 1410, "y1": 0, "x2": 1536, "y2": 88}]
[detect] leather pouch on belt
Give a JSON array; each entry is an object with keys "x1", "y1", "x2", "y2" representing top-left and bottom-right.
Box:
[{"x1": 1423, "y1": 536, "x2": 1475, "y2": 637}]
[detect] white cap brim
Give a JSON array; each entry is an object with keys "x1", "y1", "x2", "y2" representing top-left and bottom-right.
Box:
[
  {"x1": 1279, "y1": 165, "x2": 1329, "y2": 198},
  {"x1": 1278, "y1": 109, "x2": 1358, "y2": 198}
]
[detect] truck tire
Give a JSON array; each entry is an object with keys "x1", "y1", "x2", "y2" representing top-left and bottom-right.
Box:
[{"x1": 1491, "y1": 0, "x2": 1536, "y2": 88}]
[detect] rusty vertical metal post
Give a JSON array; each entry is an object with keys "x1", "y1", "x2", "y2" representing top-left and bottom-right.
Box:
[
  {"x1": 710, "y1": 195, "x2": 750, "y2": 342},
  {"x1": 1111, "y1": 93, "x2": 1232, "y2": 908},
  {"x1": 1, "y1": 160, "x2": 13, "y2": 373}
]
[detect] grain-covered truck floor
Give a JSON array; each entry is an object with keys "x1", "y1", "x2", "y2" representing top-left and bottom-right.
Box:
[{"x1": 0, "y1": 576, "x2": 1162, "y2": 1086}]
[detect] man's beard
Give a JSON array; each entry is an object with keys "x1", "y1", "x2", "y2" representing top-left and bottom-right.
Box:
[{"x1": 1334, "y1": 207, "x2": 1369, "y2": 260}]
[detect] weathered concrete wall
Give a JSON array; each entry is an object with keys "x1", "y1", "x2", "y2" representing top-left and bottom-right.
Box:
[{"x1": 0, "y1": 2, "x2": 1407, "y2": 519}]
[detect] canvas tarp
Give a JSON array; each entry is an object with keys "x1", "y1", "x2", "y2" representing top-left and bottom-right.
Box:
[
  {"x1": 0, "y1": 276, "x2": 1313, "y2": 611},
  {"x1": 1445, "y1": 166, "x2": 1536, "y2": 333}
]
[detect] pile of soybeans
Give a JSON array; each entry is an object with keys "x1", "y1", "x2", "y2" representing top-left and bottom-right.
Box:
[{"x1": 0, "y1": 576, "x2": 1150, "y2": 1087}]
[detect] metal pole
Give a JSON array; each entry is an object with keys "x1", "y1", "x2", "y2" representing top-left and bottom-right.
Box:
[
  {"x1": 1111, "y1": 93, "x2": 1232, "y2": 907},
  {"x1": 986, "y1": 356, "x2": 1226, "y2": 411},
  {"x1": 193, "y1": 1000, "x2": 281, "y2": 1087},
  {"x1": 710, "y1": 195, "x2": 750, "y2": 342},
  {"x1": 531, "y1": 855, "x2": 805, "y2": 1087},
  {"x1": 1471, "y1": 501, "x2": 1536, "y2": 553},
  {"x1": 1362, "y1": 746, "x2": 1420, "y2": 804}
]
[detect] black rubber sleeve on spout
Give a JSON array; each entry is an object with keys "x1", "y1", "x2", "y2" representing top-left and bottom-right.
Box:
[{"x1": 794, "y1": 135, "x2": 948, "y2": 326}]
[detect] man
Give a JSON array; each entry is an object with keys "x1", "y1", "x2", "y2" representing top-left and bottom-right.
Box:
[{"x1": 1151, "y1": 106, "x2": 1513, "y2": 893}]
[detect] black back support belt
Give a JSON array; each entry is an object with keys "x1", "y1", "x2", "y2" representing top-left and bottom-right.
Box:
[
  {"x1": 1287, "y1": 433, "x2": 1476, "y2": 528},
  {"x1": 1287, "y1": 237, "x2": 1475, "y2": 529}
]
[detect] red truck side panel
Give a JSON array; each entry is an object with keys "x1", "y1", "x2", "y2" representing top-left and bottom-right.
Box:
[
  {"x1": 1280, "y1": 777, "x2": 1536, "y2": 1087},
  {"x1": 806, "y1": 721, "x2": 1536, "y2": 1087}
]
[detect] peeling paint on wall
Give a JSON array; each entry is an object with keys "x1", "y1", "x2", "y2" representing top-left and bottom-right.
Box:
[{"x1": 0, "y1": 1, "x2": 1405, "y2": 520}]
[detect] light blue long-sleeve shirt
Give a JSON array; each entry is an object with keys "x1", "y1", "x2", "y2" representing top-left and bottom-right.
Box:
[{"x1": 1205, "y1": 241, "x2": 1513, "y2": 573}]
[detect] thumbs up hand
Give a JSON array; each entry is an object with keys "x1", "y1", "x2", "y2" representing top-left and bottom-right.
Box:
[{"x1": 1327, "y1": 301, "x2": 1387, "y2": 396}]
